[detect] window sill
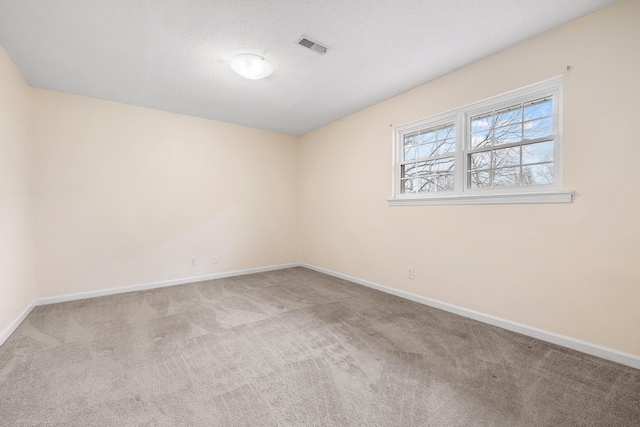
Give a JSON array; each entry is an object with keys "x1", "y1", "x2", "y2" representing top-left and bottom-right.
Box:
[{"x1": 387, "y1": 190, "x2": 574, "y2": 206}]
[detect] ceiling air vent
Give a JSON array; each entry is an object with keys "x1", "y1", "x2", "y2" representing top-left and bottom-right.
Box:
[{"x1": 297, "y1": 36, "x2": 328, "y2": 55}]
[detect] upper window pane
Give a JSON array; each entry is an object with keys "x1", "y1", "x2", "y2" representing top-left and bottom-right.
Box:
[
  {"x1": 404, "y1": 145, "x2": 418, "y2": 161},
  {"x1": 418, "y1": 142, "x2": 436, "y2": 158},
  {"x1": 494, "y1": 123, "x2": 522, "y2": 145},
  {"x1": 524, "y1": 117, "x2": 552, "y2": 140},
  {"x1": 524, "y1": 98, "x2": 552, "y2": 121},
  {"x1": 437, "y1": 138, "x2": 455, "y2": 155},
  {"x1": 437, "y1": 125, "x2": 455, "y2": 141},
  {"x1": 404, "y1": 131, "x2": 418, "y2": 146},
  {"x1": 403, "y1": 125, "x2": 454, "y2": 161},
  {"x1": 470, "y1": 97, "x2": 553, "y2": 149}
]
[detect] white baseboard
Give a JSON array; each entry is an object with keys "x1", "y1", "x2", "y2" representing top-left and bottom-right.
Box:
[
  {"x1": 35, "y1": 262, "x2": 301, "y2": 306},
  {"x1": 0, "y1": 300, "x2": 36, "y2": 347},
  {"x1": 3, "y1": 261, "x2": 639, "y2": 370},
  {"x1": 300, "y1": 263, "x2": 640, "y2": 370},
  {"x1": 0, "y1": 262, "x2": 299, "y2": 346}
]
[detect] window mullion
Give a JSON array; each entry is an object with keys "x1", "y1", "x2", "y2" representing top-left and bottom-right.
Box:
[{"x1": 456, "y1": 111, "x2": 466, "y2": 194}]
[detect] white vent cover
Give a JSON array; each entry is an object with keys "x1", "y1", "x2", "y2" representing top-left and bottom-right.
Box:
[{"x1": 297, "y1": 36, "x2": 328, "y2": 55}]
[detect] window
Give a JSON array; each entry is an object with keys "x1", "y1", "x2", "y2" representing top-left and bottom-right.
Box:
[
  {"x1": 401, "y1": 122, "x2": 455, "y2": 194},
  {"x1": 390, "y1": 78, "x2": 573, "y2": 206}
]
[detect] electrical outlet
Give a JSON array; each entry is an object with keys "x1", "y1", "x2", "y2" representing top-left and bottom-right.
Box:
[
  {"x1": 407, "y1": 266, "x2": 414, "y2": 279},
  {"x1": 213, "y1": 256, "x2": 219, "y2": 264},
  {"x1": 189, "y1": 256, "x2": 197, "y2": 266}
]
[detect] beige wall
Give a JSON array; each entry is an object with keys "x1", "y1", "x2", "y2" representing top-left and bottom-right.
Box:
[
  {"x1": 299, "y1": 0, "x2": 640, "y2": 357},
  {"x1": 0, "y1": 44, "x2": 34, "y2": 333},
  {"x1": 33, "y1": 89, "x2": 298, "y2": 298}
]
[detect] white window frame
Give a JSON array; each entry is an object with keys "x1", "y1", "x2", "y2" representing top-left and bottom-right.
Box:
[{"x1": 389, "y1": 77, "x2": 573, "y2": 206}]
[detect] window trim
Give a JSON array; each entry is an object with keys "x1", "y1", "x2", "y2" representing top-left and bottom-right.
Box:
[{"x1": 389, "y1": 77, "x2": 573, "y2": 206}]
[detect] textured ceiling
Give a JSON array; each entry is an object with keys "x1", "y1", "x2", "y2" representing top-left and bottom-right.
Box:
[{"x1": 0, "y1": 0, "x2": 618, "y2": 135}]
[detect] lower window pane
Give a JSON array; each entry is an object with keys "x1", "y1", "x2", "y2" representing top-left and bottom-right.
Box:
[
  {"x1": 435, "y1": 157, "x2": 454, "y2": 173},
  {"x1": 402, "y1": 178, "x2": 412, "y2": 193},
  {"x1": 522, "y1": 163, "x2": 553, "y2": 185},
  {"x1": 435, "y1": 174, "x2": 454, "y2": 191},
  {"x1": 493, "y1": 146, "x2": 520, "y2": 168},
  {"x1": 469, "y1": 152, "x2": 490, "y2": 170},
  {"x1": 415, "y1": 160, "x2": 434, "y2": 175},
  {"x1": 402, "y1": 163, "x2": 417, "y2": 177},
  {"x1": 522, "y1": 141, "x2": 553, "y2": 164},
  {"x1": 415, "y1": 177, "x2": 433, "y2": 193},
  {"x1": 402, "y1": 177, "x2": 431, "y2": 193},
  {"x1": 469, "y1": 170, "x2": 491, "y2": 188},
  {"x1": 493, "y1": 167, "x2": 520, "y2": 187}
]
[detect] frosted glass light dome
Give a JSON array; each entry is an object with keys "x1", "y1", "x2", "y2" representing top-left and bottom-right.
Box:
[{"x1": 229, "y1": 54, "x2": 273, "y2": 80}]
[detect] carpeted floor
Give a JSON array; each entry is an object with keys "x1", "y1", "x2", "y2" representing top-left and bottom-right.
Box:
[{"x1": 0, "y1": 267, "x2": 638, "y2": 426}]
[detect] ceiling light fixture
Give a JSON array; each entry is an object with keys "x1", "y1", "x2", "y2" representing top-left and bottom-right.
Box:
[{"x1": 229, "y1": 54, "x2": 273, "y2": 80}]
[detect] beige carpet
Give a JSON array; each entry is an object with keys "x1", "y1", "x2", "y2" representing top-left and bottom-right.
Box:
[{"x1": 0, "y1": 267, "x2": 638, "y2": 426}]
